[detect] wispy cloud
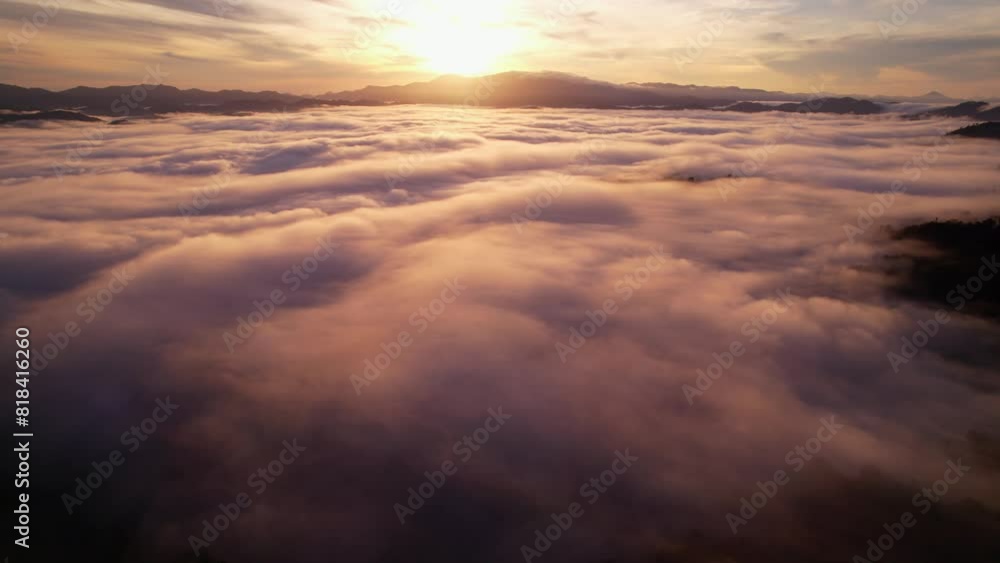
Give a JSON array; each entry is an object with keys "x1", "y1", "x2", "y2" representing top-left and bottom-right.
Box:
[{"x1": 3, "y1": 105, "x2": 999, "y2": 562}]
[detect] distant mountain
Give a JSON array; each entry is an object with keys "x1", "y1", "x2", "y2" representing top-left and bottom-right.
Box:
[
  {"x1": 947, "y1": 122, "x2": 1000, "y2": 140},
  {"x1": 323, "y1": 73, "x2": 964, "y2": 107},
  {"x1": 0, "y1": 72, "x2": 989, "y2": 117},
  {"x1": 628, "y1": 82, "x2": 818, "y2": 103},
  {"x1": 888, "y1": 217, "x2": 1000, "y2": 318},
  {"x1": 0, "y1": 83, "x2": 372, "y2": 116},
  {"x1": 322, "y1": 71, "x2": 897, "y2": 108},
  {"x1": 0, "y1": 109, "x2": 102, "y2": 123},
  {"x1": 720, "y1": 101, "x2": 776, "y2": 113},
  {"x1": 720, "y1": 97, "x2": 884, "y2": 115},
  {"x1": 907, "y1": 101, "x2": 1000, "y2": 121},
  {"x1": 321, "y1": 71, "x2": 712, "y2": 108},
  {"x1": 865, "y1": 90, "x2": 960, "y2": 103},
  {"x1": 0, "y1": 84, "x2": 67, "y2": 110},
  {"x1": 917, "y1": 90, "x2": 953, "y2": 102},
  {"x1": 924, "y1": 101, "x2": 990, "y2": 117}
]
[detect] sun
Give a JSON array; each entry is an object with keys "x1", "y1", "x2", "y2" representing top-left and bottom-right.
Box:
[
  {"x1": 395, "y1": 0, "x2": 522, "y2": 75},
  {"x1": 411, "y1": 25, "x2": 515, "y2": 75}
]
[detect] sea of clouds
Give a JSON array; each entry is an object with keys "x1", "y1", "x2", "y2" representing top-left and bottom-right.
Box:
[{"x1": 2, "y1": 105, "x2": 999, "y2": 562}]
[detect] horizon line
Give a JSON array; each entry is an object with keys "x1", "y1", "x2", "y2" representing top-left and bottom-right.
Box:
[{"x1": 2, "y1": 69, "x2": 991, "y2": 102}]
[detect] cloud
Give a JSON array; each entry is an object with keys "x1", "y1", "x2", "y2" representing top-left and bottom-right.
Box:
[
  {"x1": 761, "y1": 34, "x2": 1000, "y2": 82},
  {"x1": 2, "y1": 105, "x2": 1000, "y2": 562}
]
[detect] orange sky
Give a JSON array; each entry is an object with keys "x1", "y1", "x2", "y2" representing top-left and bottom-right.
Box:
[{"x1": 2, "y1": 0, "x2": 999, "y2": 98}]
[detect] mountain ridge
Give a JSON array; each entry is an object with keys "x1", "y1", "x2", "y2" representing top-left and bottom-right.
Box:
[{"x1": 0, "y1": 71, "x2": 994, "y2": 118}]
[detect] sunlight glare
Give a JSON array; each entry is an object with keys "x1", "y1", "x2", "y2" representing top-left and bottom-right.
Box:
[{"x1": 396, "y1": 0, "x2": 522, "y2": 75}]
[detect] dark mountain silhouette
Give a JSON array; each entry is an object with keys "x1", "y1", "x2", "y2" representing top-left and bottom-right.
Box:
[
  {"x1": 323, "y1": 72, "x2": 964, "y2": 107},
  {"x1": 0, "y1": 84, "x2": 67, "y2": 110},
  {"x1": 947, "y1": 122, "x2": 1000, "y2": 139},
  {"x1": 628, "y1": 81, "x2": 819, "y2": 103},
  {"x1": 321, "y1": 71, "x2": 712, "y2": 108},
  {"x1": 919, "y1": 90, "x2": 951, "y2": 101},
  {"x1": 980, "y1": 108, "x2": 1000, "y2": 120},
  {"x1": 869, "y1": 90, "x2": 960, "y2": 103},
  {"x1": 0, "y1": 72, "x2": 986, "y2": 117},
  {"x1": 885, "y1": 217, "x2": 1000, "y2": 319},
  {"x1": 720, "y1": 97, "x2": 884, "y2": 115},
  {"x1": 907, "y1": 101, "x2": 1000, "y2": 121},
  {"x1": 0, "y1": 83, "x2": 371, "y2": 116},
  {"x1": 0, "y1": 109, "x2": 102, "y2": 123},
  {"x1": 719, "y1": 101, "x2": 775, "y2": 113},
  {"x1": 923, "y1": 101, "x2": 989, "y2": 117}
]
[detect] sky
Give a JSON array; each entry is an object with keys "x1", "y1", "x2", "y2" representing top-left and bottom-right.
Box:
[{"x1": 2, "y1": 0, "x2": 999, "y2": 98}]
